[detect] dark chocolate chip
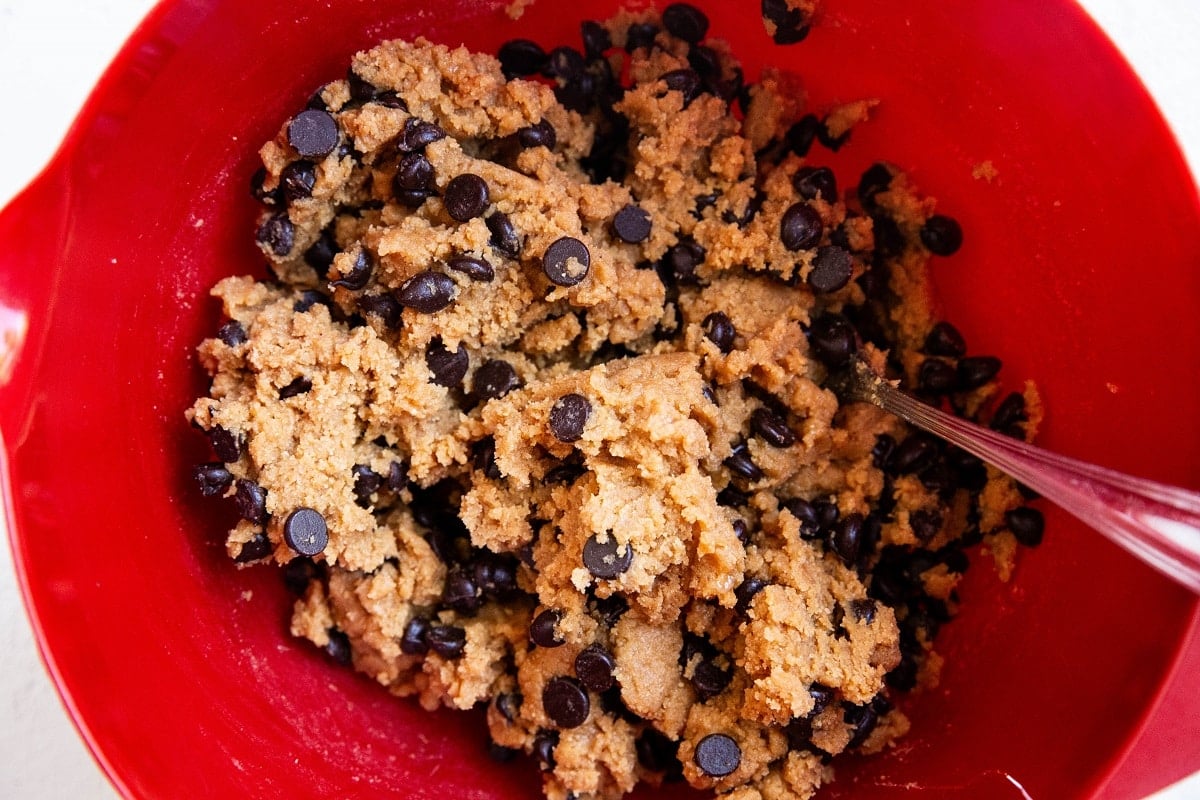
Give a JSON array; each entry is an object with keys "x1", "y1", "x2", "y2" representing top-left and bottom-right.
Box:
[
  {"x1": 661, "y1": 68, "x2": 702, "y2": 104},
  {"x1": 444, "y1": 254, "x2": 495, "y2": 283},
  {"x1": 400, "y1": 617, "x2": 430, "y2": 655},
  {"x1": 208, "y1": 426, "x2": 243, "y2": 462},
  {"x1": 256, "y1": 212, "x2": 295, "y2": 256},
  {"x1": 533, "y1": 731, "x2": 558, "y2": 770},
  {"x1": 425, "y1": 337, "x2": 469, "y2": 387},
  {"x1": 735, "y1": 577, "x2": 766, "y2": 612},
  {"x1": 278, "y1": 376, "x2": 313, "y2": 399},
  {"x1": 518, "y1": 119, "x2": 557, "y2": 150},
  {"x1": 396, "y1": 270, "x2": 456, "y2": 313},
  {"x1": 750, "y1": 407, "x2": 795, "y2": 447},
  {"x1": 691, "y1": 658, "x2": 731, "y2": 701},
  {"x1": 545, "y1": 46, "x2": 586, "y2": 80},
  {"x1": 304, "y1": 229, "x2": 338, "y2": 277},
  {"x1": 923, "y1": 321, "x2": 967, "y2": 358},
  {"x1": 702, "y1": 311, "x2": 736, "y2": 353},
  {"x1": 581, "y1": 20, "x2": 612, "y2": 59},
  {"x1": 442, "y1": 567, "x2": 480, "y2": 614},
  {"x1": 444, "y1": 174, "x2": 491, "y2": 221},
  {"x1": 920, "y1": 214, "x2": 963, "y2": 256},
  {"x1": 216, "y1": 320, "x2": 246, "y2": 347},
  {"x1": 732, "y1": 518, "x2": 750, "y2": 544},
  {"x1": 395, "y1": 152, "x2": 436, "y2": 193},
  {"x1": 549, "y1": 393, "x2": 591, "y2": 443},
  {"x1": 324, "y1": 628, "x2": 352, "y2": 665},
  {"x1": 356, "y1": 293, "x2": 403, "y2": 329},
  {"x1": 613, "y1": 204, "x2": 652, "y2": 243},
  {"x1": 496, "y1": 691, "x2": 522, "y2": 722},
  {"x1": 782, "y1": 498, "x2": 821, "y2": 538},
  {"x1": 849, "y1": 598, "x2": 876, "y2": 623},
  {"x1": 574, "y1": 644, "x2": 616, "y2": 693},
  {"x1": 858, "y1": 162, "x2": 894, "y2": 211},
  {"x1": 694, "y1": 733, "x2": 740, "y2": 777},
  {"x1": 807, "y1": 313, "x2": 858, "y2": 367},
  {"x1": 991, "y1": 391, "x2": 1028, "y2": 434},
  {"x1": 373, "y1": 90, "x2": 407, "y2": 110},
  {"x1": 762, "y1": 0, "x2": 810, "y2": 44},
  {"x1": 250, "y1": 167, "x2": 279, "y2": 206},
  {"x1": 1006, "y1": 507, "x2": 1045, "y2": 546},
  {"x1": 785, "y1": 114, "x2": 820, "y2": 157},
  {"x1": 794, "y1": 166, "x2": 837, "y2": 202},
  {"x1": 234, "y1": 532, "x2": 272, "y2": 563},
  {"x1": 554, "y1": 73, "x2": 597, "y2": 114},
  {"x1": 910, "y1": 509, "x2": 943, "y2": 541},
  {"x1": 957, "y1": 355, "x2": 1002, "y2": 390},
  {"x1": 473, "y1": 552, "x2": 517, "y2": 597},
  {"x1": 817, "y1": 119, "x2": 850, "y2": 151},
  {"x1": 845, "y1": 703, "x2": 879, "y2": 750},
  {"x1": 662, "y1": 3, "x2": 709, "y2": 43},
  {"x1": 330, "y1": 249, "x2": 374, "y2": 291},
  {"x1": 280, "y1": 160, "x2": 317, "y2": 203},
  {"x1": 346, "y1": 69, "x2": 379, "y2": 103},
  {"x1": 661, "y1": 239, "x2": 706, "y2": 284},
  {"x1": 426, "y1": 624, "x2": 467, "y2": 659},
  {"x1": 287, "y1": 109, "x2": 339, "y2": 158},
  {"x1": 282, "y1": 556, "x2": 318, "y2": 596},
  {"x1": 542, "y1": 237, "x2": 591, "y2": 286},
  {"x1": 625, "y1": 22, "x2": 660, "y2": 52},
  {"x1": 808, "y1": 245, "x2": 853, "y2": 293},
  {"x1": 473, "y1": 359, "x2": 521, "y2": 402},
  {"x1": 636, "y1": 729, "x2": 681, "y2": 774},
  {"x1": 486, "y1": 212, "x2": 522, "y2": 258},
  {"x1": 530, "y1": 608, "x2": 565, "y2": 648},
  {"x1": 717, "y1": 485, "x2": 749, "y2": 508},
  {"x1": 396, "y1": 188, "x2": 432, "y2": 209},
  {"x1": 498, "y1": 39, "x2": 548, "y2": 77},
  {"x1": 890, "y1": 434, "x2": 938, "y2": 475},
  {"x1": 589, "y1": 593, "x2": 629, "y2": 627},
  {"x1": 284, "y1": 507, "x2": 328, "y2": 556},
  {"x1": 780, "y1": 202, "x2": 822, "y2": 251},
  {"x1": 543, "y1": 676, "x2": 590, "y2": 728},
  {"x1": 387, "y1": 461, "x2": 407, "y2": 493},
  {"x1": 293, "y1": 290, "x2": 335, "y2": 314},
  {"x1": 724, "y1": 444, "x2": 763, "y2": 482},
  {"x1": 918, "y1": 357, "x2": 958, "y2": 395},
  {"x1": 351, "y1": 464, "x2": 381, "y2": 508},
  {"x1": 583, "y1": 533, "x2": 632, "y2": 579},
  {"x1": 831, "y1": 512, "x2": 864, "y2": 566},
  {"x1": 234, "y1": 479, "x2": 267, "y2": 524},
  {"x1": 400, "y1": 118, "x2": 446, "y2": 153},
  {"x1": 193, "y1": 463, "x2": 233, "y2": 497}
]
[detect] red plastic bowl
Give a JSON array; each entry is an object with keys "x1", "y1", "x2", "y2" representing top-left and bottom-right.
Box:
[{"x1": 1, "y1": 0, "x2": 1197, "y2": 798}]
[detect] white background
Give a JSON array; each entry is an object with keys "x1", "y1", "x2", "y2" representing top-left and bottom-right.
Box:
[{"x1": 0, "y1": 1, "x2": 1197, "y2": 798}]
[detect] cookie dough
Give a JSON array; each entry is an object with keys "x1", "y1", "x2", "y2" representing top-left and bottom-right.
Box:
[{"x1": 187, "y1": 7, "x2": 1044, "y2": 800}]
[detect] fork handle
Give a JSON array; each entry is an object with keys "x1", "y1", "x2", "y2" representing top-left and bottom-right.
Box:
[{"x1": 876, "y1": 387, "x2": 1200, "y2": 593}]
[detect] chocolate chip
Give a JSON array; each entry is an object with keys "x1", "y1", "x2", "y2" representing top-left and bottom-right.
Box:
[
  {"x1": 831, "y1": 512, "x2": 864, "y2": 566},
  {"x1": 845, "y1": 703, "x2": 879, "y2": 750},
  {"x1": 890, "y1": 434, "x2": 938, "y2": 475},
  {"x1": 661, "y1": 239, "x2": 706, "y2": 284},
  {"x1": 533, "y1": 731, "x2": 559, "y2": 770},
  {"x1": 351, "y1": 464, "x2": 381, "y2": 508},
  {"x1": 782, "y1": 498, "x2": 820, "y2": 538},
  {"x1": 661, "y1": 68, "x2": 702, "y2": 104},
  {"x1": 849, "y1": 598, "x2": 877, "y2": 623},
  {"x1": 918, "y1": 357, "x2": 957, "y2": 395},
  {"x1": 256, "y1": 212, "x2": 295, "y2": 256},
  {"x1": 574, "y1": 644, "x2": 616, "y2": 692},
  {"x1": 208, "y1": 426, "x2": 243, "y2": 462},
  {"x1": 808, "y1": 245, "x2": 853, "y2": 293},
  {"x1": 694, "y1": 733, "x2": 740, "y2": 777},
  {"x1": 356, "y1": 292, "x2": 403, "y2": 328},
  {"x1": 817, "y1": 118, "x2": 850, "y2": 151},
  {"x1": 957, "y1": 355, "x2": 1001, "y2": 389},
  {"x1": 400, "y1": 118, "x2": 446, "y2": 153},
  {"x1": 581, "y1": 20, "x2": 612, "y2": 59},
  {"x1": 734, "y1": 577, "x2": 766, "y2": 612},
  {"x1": 473, "y1": 359, "x2": 521, "y2": 402},
  {"x1": 625, "y1": 22, "x2": 659, "y2": 52},
  {"x1": 396, "y1": 270, "x2": 456, "y2": 313},
  {"x1": 346, "y1": 69, "x2": 379, "y2": 103},
  {"x1": 794, "y1": 166, "x2": 837, "y2": 202},
  {"x1": 807, "y1": 313, "x2": 857, "y2": 367},
  {"x1": 702, "y1": 311, "x2": 736, "y2": 353},
  {"x1": 442, "y1": 567, "x2": 480, "y2": 614},
  {"x1": 724, "y1": 444, "x2": 763, "y2": 482},
  {"x1": 387, "y1": 461, "x2": 407, "y2": 493},
  {"x1": 549, "y1": 393, "x2": 591, "y2": 442},
  {"x1": 546, "y1": 459, "x2": 587, "y2": 485},
  {"x1": 923, "y1": 321, "x2": 967, "y2": 358},
  {"x1": 732, "y1": 518, "x2": 750, "y2": 543},
  {"x1": 234, "y1": 532, "x2": 272, "y2": 563},
  {"x1": 613, "y1": 204, "x2": 652, "y2": 243},
  {"x1": 250, "y1": 167, "x2": 279, "y2": 206},
  {"x1": 590, "y1": 593, "x2": 628, "y2": 627},
  {"x1": 324, "y1": 628, "x2": 352, "y2": 665},
  {"x1": 193, "y1": 463, "x2": 233, "y2": 497},
  {"x1": 762, "y1": 0, "x2": 810, "y2": 44},
  {"x1": 293, "y1": 290, "x2": 334, "y2": 314},
  {"x1": 278, "y1": 376, "x2": 313, "y2": 399},
  {"x1": 555, "y1": 73, "x2": 597, "y2": 113},
  {"x1": 518, "y1": 119, "x2": 557, "y2": 150},
  {"x1": 662, "y1": 3, "x2": 708, "y2": 43},
  {"x1": 396, "y1": 188, "x2": 431, "y2": 208},
  {"x1": 785, "y1": 114, "x2": 820, "y2": 157},
  {"x1": 400, "y1": 617, "x2": 429, "y2": 655},
  {"x1": 858, "y1": 162, "x2": 894, "y2": 211},
  {"x1": 1006, "y1": 507, "x2": 1045, "y2": 546},
  {"x1": 583, "y1": 533, "x2": 632, "y2": 579},
  {"x1": 395, "y1": 152, "x2": 435, "y2": 192},
  {"x1": 814, "y1": 499, "x2": 840, "y2": 530},
  {"x1": 304, "y1": 229, "x2": 338, "y2": 277},
  {"x1": 234, "y1": 479, "x2": 267, "y2": 524},
  {"x1": 425, "y1": 337, "x2": 469, "y2": 387},
  {"x1": 691, "y1": 658, "x2": 731, "y2": 701},
  {"x1": 910, "y1": 509, "x2": 942, "y2": 541},
  {"x1": 327, "y1": 249, "x2": 372, "y2": 292},
  {"x1": 496, "y1": 691, "x2": 522, "y2": 722},
  {"x1": 287, "y1": 109, "x2": 339, "y2": 158},
  {"x1": 439, "y1": 255, "x2": 493, "y2": 284},
  {"x1": 284, "y1": 507, "x2": 328, "y2": 556},
  {"x1": 991, "y1": 391, "x2": 1028, "y2": 436},
  {"x1": 542, "y1": 237, "x2": 591, "y2": 286},
  {"x1": 920, "y1": 214, "x2": 963, "y2": 256},
  {"x1": 486, "y1": 212, "x2": 522, "y2": 258},
  {"x1": 372, "y1": 90, "x2": 407, "y2": 110},
  {"x1": 280, "y1": 160, "x2": 317, "y2": 203},
  {"x1": 444, "y1": 174, "x2": 491, "y2": 221},
  {"x1": 543, "y1": 676, "x2": 590, "y2": 728},
  {"x1": 750, "y1": 407, "x2": 795, "y2": 447},
  {"x1": 530, "y1": 609, "x2": 565, "y2": 648},
  {"x1": 426, "y1": 624, "x2": 467, "y2": 659},
  {"x1": 545, "y1": 46, "x2": 586, "y2": 80},
  {"x1": 281, "y1": 556, "x2": 319, "y2": 596},
  {"x1": 636, "y1": 729, "x2": 681, "y2": 774},
  {"x1": 780, "y1": 203, "x2": 822, "y2": 251},
  {"x1": 498, "y1": 39, "x2": 548, "y2": 78}
]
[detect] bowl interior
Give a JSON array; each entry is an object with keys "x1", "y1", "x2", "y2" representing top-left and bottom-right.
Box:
[{"x1": 1, "y1": 0, "x2": 1198, "y2": 798}]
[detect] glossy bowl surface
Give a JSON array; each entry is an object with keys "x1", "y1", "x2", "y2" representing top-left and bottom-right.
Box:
[{"x1": 1, "y1": 1, "x2": 1198, "y2": 798}]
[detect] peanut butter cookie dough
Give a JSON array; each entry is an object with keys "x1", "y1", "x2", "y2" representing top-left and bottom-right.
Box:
[{"x1": 187, "y1": 5, "x2": 1045, "y2": 799}]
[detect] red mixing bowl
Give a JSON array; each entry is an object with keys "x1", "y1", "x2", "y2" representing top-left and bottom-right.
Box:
[{"x1": 1, "y1": 0, "x2": 1198, "y2": 798}]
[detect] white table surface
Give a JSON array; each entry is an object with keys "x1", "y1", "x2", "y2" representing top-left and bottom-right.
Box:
[{"x1": 0, "y1": 1, "x2": 1197, "y2": 798}]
